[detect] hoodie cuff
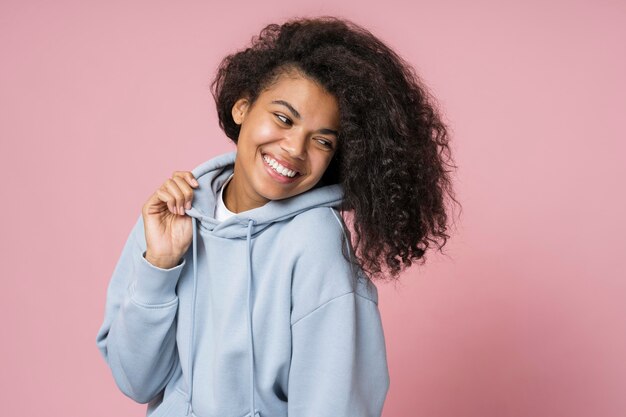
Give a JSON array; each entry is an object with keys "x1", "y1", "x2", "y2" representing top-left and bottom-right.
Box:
[{"x1": 131, "y1": 250, "x2": 185, "y2": 305}]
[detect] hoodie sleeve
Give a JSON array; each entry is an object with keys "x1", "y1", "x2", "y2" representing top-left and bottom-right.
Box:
[
  {"x1": 286, "y1": 207, "x2": 390, "y2": 416},
  {"x1": 287, "y1": 290, "x2": 390, "y2": 417},
  {"x1": 96, "y1": 214, "x2": 185, "y2": 404}
]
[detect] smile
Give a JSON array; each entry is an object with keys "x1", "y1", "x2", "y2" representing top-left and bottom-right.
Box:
[{"x1": 262, "y1": 154, "x2": 300, "y2": 178}]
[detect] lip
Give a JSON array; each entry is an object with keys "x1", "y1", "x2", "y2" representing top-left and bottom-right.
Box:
[
  {"x1": 261, "y1": 153, "x2": 301, "y2": 184},
  {"x1": 262, "y1": 151, "x2": 303, "y2": 175}
]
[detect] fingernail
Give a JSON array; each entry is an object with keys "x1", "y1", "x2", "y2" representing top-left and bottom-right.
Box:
[{"x1": 185, "y1": 201, "x2": 191, "y2": 209}]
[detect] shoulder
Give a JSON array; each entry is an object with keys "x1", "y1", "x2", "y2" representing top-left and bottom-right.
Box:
[
  {"x1": 286, "y1": 206, "x2": 346, "y2": 247},
  {"x1": 281, "y1": 206, "x2": 350, "y2": 267},
  {"x1": 285, "y1": 207, "x2": 379, "y2": 323}
]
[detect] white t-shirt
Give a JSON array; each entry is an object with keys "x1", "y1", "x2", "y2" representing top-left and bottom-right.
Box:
[{"x1": 214, "y1": 173, "x2": 237, "y2": 221}]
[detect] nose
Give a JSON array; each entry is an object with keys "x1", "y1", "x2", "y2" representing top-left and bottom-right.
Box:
[{"x1": 280, "y1": 132, "x2": 306, "y2": 160}]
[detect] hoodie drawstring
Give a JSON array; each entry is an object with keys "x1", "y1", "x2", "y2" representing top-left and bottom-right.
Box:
[
  {"x1": 185, "y1": 217, "x2": 259, "y2": 417},
  {"x1": 186, "y1": 217, "x2": 199, "y2": 416},
  {"x1": 246, "y1": 219, "x2": 260, "y2": 417}
]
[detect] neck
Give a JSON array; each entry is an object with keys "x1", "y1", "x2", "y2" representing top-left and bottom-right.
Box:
[{"x1": 223, "y1": 168, "x2": 269, "y2": 213}]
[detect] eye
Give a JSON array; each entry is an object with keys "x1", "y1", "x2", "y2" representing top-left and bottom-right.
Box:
[
  {"x1": 274, "y1": 113, "x2": 292, "y2": 125},
  {"x1": 316, "y1": 138, "x2": 334, "y2": 149}
]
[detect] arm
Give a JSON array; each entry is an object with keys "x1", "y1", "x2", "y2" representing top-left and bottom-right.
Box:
[
  {"x1": 95, "y1": 214, "x2": 185, "y2": 403},
  {"x1": 288, "y1": 290, "x2": 390, "y2": 417},
  {"x1": 287, "y1": 208, "x2": 390, "y2": 416}
]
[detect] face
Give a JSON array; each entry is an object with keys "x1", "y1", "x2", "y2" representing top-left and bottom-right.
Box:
[{"x1": 226, "y1": 70, "x2": 340, "y2": 213}]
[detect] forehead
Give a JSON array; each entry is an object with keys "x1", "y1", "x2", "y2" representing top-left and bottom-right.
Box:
[{"x1": 260, "y1": 72, "x2": 338, "y2": 110}]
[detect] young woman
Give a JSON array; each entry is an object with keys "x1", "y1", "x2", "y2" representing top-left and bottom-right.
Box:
[{"x1": 96, "y1": 16, "x2": 457, "y2": 417}]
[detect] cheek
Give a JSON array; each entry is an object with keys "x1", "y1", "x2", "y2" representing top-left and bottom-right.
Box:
[
  {"x1": 311, "y1": 154, "x2": 333, "y2": 177},
  {"x1": 248, "y1": 120, "x2": 278, "y2": 144}
]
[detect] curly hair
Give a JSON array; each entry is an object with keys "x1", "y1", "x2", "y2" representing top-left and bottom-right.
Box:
[{"x1": 210, "y1": 16, "x2": 460, "y2": 282}]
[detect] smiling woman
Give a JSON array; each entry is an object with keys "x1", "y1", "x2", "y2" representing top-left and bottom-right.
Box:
[
  {"x1": 224, "y1": 69, "x2": 341, "y2": 211},
  {"x1": 96, "y1": 15, "x2": 458, "y2": 417}
]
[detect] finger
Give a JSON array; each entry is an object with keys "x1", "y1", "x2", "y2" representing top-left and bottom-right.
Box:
[
  {"x1": 163, "y1": 178, "x2": 186, "y2": 215},
  {"x1": 155, "y1": 188, "x2": 177, "y2": 215},
  {"x1": 171, "y1": 175, "x2": 195, "y2": 211},
  {"x1": 173, "y1": 171, "x2": 199, "y2": 188}
]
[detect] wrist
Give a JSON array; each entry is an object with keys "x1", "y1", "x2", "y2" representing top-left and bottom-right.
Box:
[{"x1": 144, "y1": 251, "x2": 181, "y2": 269}]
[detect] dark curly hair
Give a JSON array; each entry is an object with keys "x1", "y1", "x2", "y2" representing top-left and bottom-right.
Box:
[{"x1": 210, "y1": 16, "x2": 460, "y2": 283}]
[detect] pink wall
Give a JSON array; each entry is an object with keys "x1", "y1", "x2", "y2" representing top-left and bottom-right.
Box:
[{"x1": 1, "y1": 1, "x2": 625, "y2": 416}]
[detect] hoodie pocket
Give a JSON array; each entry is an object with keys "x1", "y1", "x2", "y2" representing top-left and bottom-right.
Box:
[{"x1": 151, "y1": 391, "x2": 262, "y2": 417}]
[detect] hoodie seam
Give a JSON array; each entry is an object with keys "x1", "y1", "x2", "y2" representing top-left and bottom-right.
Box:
[
  {"x1": 290, "y1": 291, "x2": 377, "y2": 327},
  {"x1": 129, "y1": 287, "x2": 179, "y2": 309}
]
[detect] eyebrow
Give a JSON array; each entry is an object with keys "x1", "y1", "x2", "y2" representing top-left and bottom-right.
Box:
[{"x1": 270, "y1": 100, "x2": 339, "y2": 137}]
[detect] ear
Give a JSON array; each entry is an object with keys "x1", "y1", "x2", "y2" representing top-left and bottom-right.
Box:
[{"x1": 231, "y1": 97, "x2": 250, "y2": 125}]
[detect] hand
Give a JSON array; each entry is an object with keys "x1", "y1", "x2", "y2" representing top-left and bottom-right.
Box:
[{"x1": 141, "y1": 171, "x2": 199, "y2": 269}]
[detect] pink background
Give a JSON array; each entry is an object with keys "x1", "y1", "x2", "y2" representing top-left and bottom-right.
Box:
[{"x1": 1, "y1": 1, "x2": 625, "y2": 416}]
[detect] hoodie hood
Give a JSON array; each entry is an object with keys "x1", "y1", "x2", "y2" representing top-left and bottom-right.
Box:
[
  {"x1": 184, "y1": 150, "x2": 344, "y2": 238},
  {"x1": 181, "y1": 150, "x2": 344, "y2": 416}
]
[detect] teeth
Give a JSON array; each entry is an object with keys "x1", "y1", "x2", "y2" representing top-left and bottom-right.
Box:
[{"x1": 263, "y1": 155, "x2": 297, "y2": 178}]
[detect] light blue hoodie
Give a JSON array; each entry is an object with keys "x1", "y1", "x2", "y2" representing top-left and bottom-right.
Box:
[{"x1": 96, "y1": 150, "x2": 390, "y2": 417}]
